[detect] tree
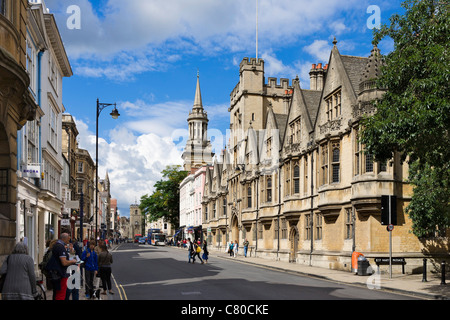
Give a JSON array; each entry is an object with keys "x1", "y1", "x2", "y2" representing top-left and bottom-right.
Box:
[
  {"x1": 360, "y1": 0, "x2": 449, "y2": 237},
  {"x1": 140, "y1": 165, "x2": 188, "y2": 228}
]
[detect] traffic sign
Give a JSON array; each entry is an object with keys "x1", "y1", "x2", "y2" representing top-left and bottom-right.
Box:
[{"x1": 387, "y1": 224, "x2": 394, "y2": 231}]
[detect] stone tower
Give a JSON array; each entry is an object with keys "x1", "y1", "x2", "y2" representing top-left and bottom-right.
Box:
[{"x1": 182, "y1": 72, "x2": 214, "y2": 172}]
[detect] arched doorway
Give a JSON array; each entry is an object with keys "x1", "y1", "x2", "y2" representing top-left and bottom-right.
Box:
[{"x1": 289, "y1": 226, "x2": 299, "y2": 263}]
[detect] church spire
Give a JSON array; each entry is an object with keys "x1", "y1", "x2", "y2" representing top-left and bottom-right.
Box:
[{"x1": 193, "y1": 70, "x2": 203, "y2": 110}]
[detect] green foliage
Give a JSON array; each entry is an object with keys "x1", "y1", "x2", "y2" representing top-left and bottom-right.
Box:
[
  {"x1": 360, "y1": 0, "x2": 450, "y2": 237},
  {"x1": 139, "y1": 165, "x2": 188, "y2": 228},
  {"x1": 406, "y1": 161, "x2": 450, "y2": 238}
]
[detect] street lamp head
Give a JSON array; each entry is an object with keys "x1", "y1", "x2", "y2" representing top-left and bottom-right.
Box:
[{"x1": 110, "y1": 106, "x2": 120, "y2": 119}]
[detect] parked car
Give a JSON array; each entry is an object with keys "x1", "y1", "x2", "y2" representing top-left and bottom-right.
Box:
[{"x1": 138, "y1": 237, "x2": 147, "y2": 244}]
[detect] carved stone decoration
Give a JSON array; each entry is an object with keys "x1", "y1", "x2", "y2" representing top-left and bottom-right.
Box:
[{"x1": 319, "y1": 118, "x2": 342, "y2": 134}]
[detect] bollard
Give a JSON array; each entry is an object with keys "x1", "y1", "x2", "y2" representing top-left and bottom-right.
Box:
[
  {"x1": 441, "y1": 261, "x2": 446, "y2": 285},
  {"x1": 422, "y1": 258, "x2": 427, "y2": 282}
]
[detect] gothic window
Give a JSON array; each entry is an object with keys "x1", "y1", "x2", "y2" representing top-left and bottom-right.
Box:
[
  {"x1": 266, "y1": 177, "x2": 272, "y2": 202},
  {"x1": 205, "y1": 205, "x2": 208, "y2": 221},
  {"x1": 345, "y1": 208, "x2": 353, "y2": 240},
  {"x1": 285, "y1": 164, "x2": 290, "y2": 196},
  {"x1": 247, "y1": 185, "x2": 252, "y2": 208},
  {"x1": 304, "y1": 157, "x2": 308, "y2": 196},
  {"x1": 223, "y1": 198, "x2": 227, "y2": 216},
  {"x1": 365, "y1": 151, "x2": 374, "y2": 173},
  {"x1": 289, "y1": 117, "x2": 301, "y2": 143},
  {"x1": 305, "y1": 214, "x2": 311, "y2": 240},
  {"x1": 213, "y1": 202, "x2": 216, "y2": 218},
  {"x1": 321, "y1": 144, "x2": 328, "y2": 186},
  {"x1": 325, "y1": 89, "x2": 342, "y2": 120},
  {"x1": 316, "y1": 214, "x2": 323, "y2": 240},
  {"x1": 293, "y1": 165, "x2": 300, "y2": 194},
  {"x1": 332, "y1": 143, "x2": 340, "y2": 183}
]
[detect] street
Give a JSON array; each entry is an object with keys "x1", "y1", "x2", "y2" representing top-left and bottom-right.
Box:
[{"x1": 109, "y1": 242, "x2": 420, "y2": 301}]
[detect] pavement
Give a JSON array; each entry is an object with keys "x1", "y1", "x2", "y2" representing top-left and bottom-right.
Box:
[
  {"x1": 51, "y1": 243, "x2": 448, "y2": 300},
  {"x1": 209, "y1": 248, "x2": 450, "y2": 300}
]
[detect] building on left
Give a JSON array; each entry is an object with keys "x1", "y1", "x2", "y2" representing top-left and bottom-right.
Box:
[
  {"x1": 1, "y1": 0, "x2": 120, "y2": 271},
  {"x1": 0, "y1": 0, "x2": 42, "y2": 265}
]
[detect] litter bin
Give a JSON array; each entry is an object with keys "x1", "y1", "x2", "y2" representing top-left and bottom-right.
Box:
[
  {"x1": 357, "y1": 256, "x2": 370, "y2": 276},
  {"x1": 352, "y1": 252, "x2": 364, "y2": 274}
]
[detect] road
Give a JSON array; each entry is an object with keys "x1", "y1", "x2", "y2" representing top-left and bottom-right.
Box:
[{"x1": 108, "y1": 242, "x2": 420, "y2": 301}]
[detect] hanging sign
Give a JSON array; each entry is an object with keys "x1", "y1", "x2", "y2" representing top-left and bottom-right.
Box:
[{"x1": 22, "y1": 165, "x2": 41, "y2": 178}]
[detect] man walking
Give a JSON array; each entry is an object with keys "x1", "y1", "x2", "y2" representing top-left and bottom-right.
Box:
[
  {"x1": 243, "y1": 239, "x2": 249, "y2": 257},
  {"x1": 48, "y1": 233, "x2": 77, "y2": 300},
  {"x1": 81, "y1": 240, "x2": 98, "y2": 299}
]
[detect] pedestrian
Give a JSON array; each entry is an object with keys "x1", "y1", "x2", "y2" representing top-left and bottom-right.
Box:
[
  {"x1": 98, "y1": 243, "x2": 114, "y2": 296},
  {"x1": 192, "y1": 241, "x2": 204, "y2": 264},
  {"x1": 243, "y1": 238, "x2": 249, "y2": 257},
  {"x1": 228, "y1": 242, "x2": 234, "y2": 257},
  {"x1": 65, "y1": 237, "x2": 82, "y2": 300},
  {"x1": 46, "y1": 233, "x2": 77, "y2": 300},
  {"x1": 233, "y1": 240, "x2": 239, "y2": 257},
  {"x1": 81, "y1": 240, "x2": 98, "y2": 299},
  {"x1": 0, "y1": 242, "x2": 38, "y2": 300},
  {"x1": 202, "y1": 240, "x2": 209, "y2": 264},
  {"x1": 187, "y1": 238, "x2": 194, "y2": 263}
]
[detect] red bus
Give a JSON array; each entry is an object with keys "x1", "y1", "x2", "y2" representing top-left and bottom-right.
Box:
[{"x1": 134, "y1": 234, "x2": 142, "y2": 243}]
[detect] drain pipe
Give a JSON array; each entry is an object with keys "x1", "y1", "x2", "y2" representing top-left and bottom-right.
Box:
[{"x1": 309, "y1": 142, "x2": 315, "y2": 266}]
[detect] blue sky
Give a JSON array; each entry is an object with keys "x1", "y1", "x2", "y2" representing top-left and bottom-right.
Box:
[{"x1": 43, "y1": 0, "x2": 404, "y2": 217}]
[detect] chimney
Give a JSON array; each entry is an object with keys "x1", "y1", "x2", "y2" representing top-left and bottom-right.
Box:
[
  {"x1": 316, "y1": 63, "x2": 324, "y2": 91},
  {"x1": 309, "y1": 64, "x2": 317, "y2": 90}
]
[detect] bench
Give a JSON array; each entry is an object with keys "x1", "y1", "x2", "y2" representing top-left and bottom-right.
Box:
[{"x1": 374, "y1": 257, "x2": 406, "y2": 274}]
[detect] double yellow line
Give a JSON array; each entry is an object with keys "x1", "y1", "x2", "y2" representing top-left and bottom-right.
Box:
[{"x1": 112, "y1": 274, "x2": 127, "y2": 300}]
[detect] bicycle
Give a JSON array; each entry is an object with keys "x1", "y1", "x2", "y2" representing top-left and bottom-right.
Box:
[{"x1": 35, "y1": 277, "x2": 46, "y2": 300}]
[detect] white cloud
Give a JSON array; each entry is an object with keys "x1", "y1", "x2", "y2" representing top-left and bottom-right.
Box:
[
  {"x1": 304, "y1": 40, "x2": 332, "y2": 63},
  {"x1": 261, "y1": 51, "x2": 296, "y2": 79},
  {"x1": 46, "y1": 0, "x2": 362, "y2": 80},
  {"x1": 74, "y1": 117, "x2": 183, "y2": 217}
]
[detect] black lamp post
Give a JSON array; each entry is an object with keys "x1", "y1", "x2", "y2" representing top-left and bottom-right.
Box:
[{"x1": 95, "y1": 98, "x2": 120, "y2": 243}]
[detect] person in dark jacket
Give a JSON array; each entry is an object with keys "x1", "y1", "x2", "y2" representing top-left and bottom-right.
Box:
[
  {"x1": 202, "y1": 240, "x2": 209, "y2": 264},
  {"x1": 0, "y1": 242, "x2": 38, "y2": 300},
  {"x1": 45, "y1": 233, "x2": 77, "y2": 300},
  {"x1": 81, "y1": 240, "x2": 98, "y2": 299},
  {"x1": 98, "y1": 243, "x2": 114, "y2": 295}
]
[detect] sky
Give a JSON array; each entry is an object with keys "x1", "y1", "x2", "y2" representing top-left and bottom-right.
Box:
[{"x1": 43, "y1": 0, "x2": 404, "y2": 217}]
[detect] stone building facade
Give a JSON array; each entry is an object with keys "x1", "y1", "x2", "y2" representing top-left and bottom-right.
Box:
[
  {"x1": 0, "y1": 0, "x2": 40, "y2": 264},
  {"x1": 200, "y1": 39, "x2": 449, "y2": 274}
]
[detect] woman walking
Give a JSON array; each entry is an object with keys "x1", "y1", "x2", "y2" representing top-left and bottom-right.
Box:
[
  {"x1": 0, "y1": 242, "x2": 38, "y2": 300},
  {"x1": 233, "y1": 240, "x2": 239, "y2": 257},
  {"x1": 202, "y1": 240, "x2": 209, "y2": 264},
  {"x1": 98, "y1": 243, "x2": 114, "y2": 295}
]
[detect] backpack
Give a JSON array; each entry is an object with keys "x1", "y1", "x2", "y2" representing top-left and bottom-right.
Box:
[
  {"x1": 38, "y1": 249, "x2": 53, "y2": 278},
  {"x1": 196, "y1": 245, "x2": 201, "y2": 253}
]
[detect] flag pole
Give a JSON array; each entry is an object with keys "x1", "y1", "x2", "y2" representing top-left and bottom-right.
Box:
[{"x1": 256, "y1": 0, "x2": 258, "y2": 60}]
